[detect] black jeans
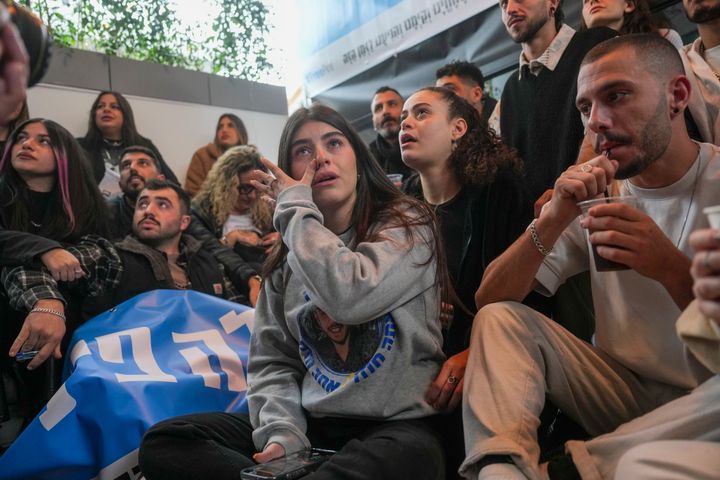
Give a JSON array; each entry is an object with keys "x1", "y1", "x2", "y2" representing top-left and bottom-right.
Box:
[{"x1": 139, "y1": 412, "x2": 445, "y2": 480}]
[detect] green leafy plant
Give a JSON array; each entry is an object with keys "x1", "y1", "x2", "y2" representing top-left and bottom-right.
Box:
[{"x1": 19, "y1": 0, "x2": 274, "y2": 81}]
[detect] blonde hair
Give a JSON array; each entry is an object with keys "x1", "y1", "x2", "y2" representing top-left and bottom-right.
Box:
[{"x1": 193, "y1": 145, "x2": 273, "y2": 233}]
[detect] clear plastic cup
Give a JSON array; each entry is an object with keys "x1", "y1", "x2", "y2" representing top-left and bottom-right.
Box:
[{"x1": 577, "y1": 195, "x2": 639, "y2": 272}]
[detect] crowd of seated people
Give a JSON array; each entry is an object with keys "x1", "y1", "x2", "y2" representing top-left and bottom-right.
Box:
[{"x1": 0, "y1": 0, "x2": 719, "y2": 478}]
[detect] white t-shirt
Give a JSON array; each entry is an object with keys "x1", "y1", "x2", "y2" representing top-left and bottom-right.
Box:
[
  {"x1": 536, "y1": 142, "x2": 720, "y2": 389},
  {"x1": 704, "y1": 43, "x2": 720, "y2": 77},
  {"x1": 223, "y1": 213, "x2": 261, "y2": 236}
]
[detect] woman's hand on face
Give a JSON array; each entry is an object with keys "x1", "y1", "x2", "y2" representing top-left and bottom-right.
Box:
[
  {"x1": 425, "y1": 349, "x2": 468, "y2": 413},
  {"x1": 249, "y1": 158, "x2": 318, "y2": 202}
]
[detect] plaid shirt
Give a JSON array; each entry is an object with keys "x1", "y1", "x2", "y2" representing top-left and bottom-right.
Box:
[
  {"x1": 1, "y1": 234, "x2": 246, "y2": 312},
  {"x1": 1, "y1": 235, "x2": 123, "y2": 312}
]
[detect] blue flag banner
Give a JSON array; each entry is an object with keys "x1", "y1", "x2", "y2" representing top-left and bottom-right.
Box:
[{"x1": 0, "y1": 290, "x2": 253, "y2": 480}]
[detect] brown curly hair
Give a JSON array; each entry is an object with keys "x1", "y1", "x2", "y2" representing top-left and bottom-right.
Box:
[
  {"x1": 193, "y1": 145, "x2": 273, "y2": 234},
  {"x1": 417, "y1": 87, "x2": 523, "y2": 186}
]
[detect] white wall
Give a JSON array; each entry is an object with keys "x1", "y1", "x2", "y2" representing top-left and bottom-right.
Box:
[{"x1": 27, "y1": 83, "x2": 288, "y2": 184}]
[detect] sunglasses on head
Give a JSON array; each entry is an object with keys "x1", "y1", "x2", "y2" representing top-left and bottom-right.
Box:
[{"x1": 238, "y1": 183, "x2": 255, "y2": 195}]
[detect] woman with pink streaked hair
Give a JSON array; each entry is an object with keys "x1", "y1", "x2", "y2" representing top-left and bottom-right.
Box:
[
  {"x1": 0, "y1": 118, "x2": 110, "y2": 430},
  {"x1": 0, "y1": 118, "x2": 110, "y2": 243}
]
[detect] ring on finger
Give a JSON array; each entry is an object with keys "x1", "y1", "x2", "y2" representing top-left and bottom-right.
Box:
[
  {"x1": 447, "y1": 375, "x2": 459, "y2": 385},
  {"x1": 580, "y1": 164, "x2": 593, "y2": 173},
  {"x1": 704, "y1": 250, "x2": 712, "y2": 270}
]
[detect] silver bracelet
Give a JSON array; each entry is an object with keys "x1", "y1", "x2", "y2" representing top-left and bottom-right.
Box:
[
  {"x1": 30, "y1": 307, "x2": 66, "y2": 322},
  {"x1": 529, "y1": 219, "x2": 552, "y2": 257}
]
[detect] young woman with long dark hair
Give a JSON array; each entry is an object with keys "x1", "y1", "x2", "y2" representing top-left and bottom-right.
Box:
[
  {"x1": 0, "y1": 118, "x2": 110, "y2": 427},
  {"x1": 139, "y1": 104, "x2": 451, "y2": 480}
]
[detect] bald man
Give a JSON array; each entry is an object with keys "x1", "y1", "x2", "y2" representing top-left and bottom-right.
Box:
[{"x1": 461, "y1": 34, "x2": 720, "y2": 480}]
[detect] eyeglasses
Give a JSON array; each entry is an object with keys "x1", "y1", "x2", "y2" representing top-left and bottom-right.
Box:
[{"x1": 238, "y1": 183, "x2": 255, "y2": 195}]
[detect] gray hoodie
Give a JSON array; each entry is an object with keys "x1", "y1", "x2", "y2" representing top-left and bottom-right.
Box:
[{"x1": 247, "y1": 185, "x2": 445, "y2": 454}]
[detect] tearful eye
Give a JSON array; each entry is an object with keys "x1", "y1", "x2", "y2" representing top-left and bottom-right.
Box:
[{"x1": 294, "y1": 146, "x2": 313, "y2": 158}]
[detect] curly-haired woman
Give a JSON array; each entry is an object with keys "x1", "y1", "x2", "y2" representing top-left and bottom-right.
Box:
[
  {"x1": 187, "y1": 145, "x2": 277, "y2": 305},
  {"x1": 400, "y1": 86, "x2": 533, "y2": 474}
]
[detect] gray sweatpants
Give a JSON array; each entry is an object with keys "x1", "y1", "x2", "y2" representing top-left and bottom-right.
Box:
[{"x1": 459, "y1": 301, "x2": 711, "y2": 480}]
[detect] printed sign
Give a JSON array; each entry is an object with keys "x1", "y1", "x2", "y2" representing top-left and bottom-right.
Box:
[{"x1": 300, "y1": 0, "x2": 496, "y2": 97}]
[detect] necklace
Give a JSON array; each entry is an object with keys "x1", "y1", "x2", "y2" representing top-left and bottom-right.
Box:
[
  {"x1": 626, "y1": 152, "x2": 702, "y2": 247},
  {"x1": 675, "y1": 157, "x2": 702, "y2": 247},
  {"x1": 103, "y1": 137, "x2": 123, "y2": 147}
]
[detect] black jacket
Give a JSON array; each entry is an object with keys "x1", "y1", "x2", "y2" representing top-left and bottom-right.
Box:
[
  {"x1": 0, "y1": 183, "x2": 62, "y2": 267},
  {"x1": 368, "y1": 134, "x2": 413, "y2": 179},
  {"x1": 82, "y1": 234, "x2": 240, "y2": 319},
  {"x1": 187, "y1": 200, "x2": 258, "y2": 294},
  {"x1": 404, "y1": 170, "x2": 549, "y2": 355},
  {"x1": 106, "y1": 194, "x2": 135, "y2": 241}
]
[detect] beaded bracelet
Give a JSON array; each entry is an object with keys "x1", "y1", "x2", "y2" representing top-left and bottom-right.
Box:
[
  {"x1": 529, "y1": 218, "x2": 552, "y2": 257},
  {"x1": 30, "y1": 307, "x2": 66, "y2": 322}
]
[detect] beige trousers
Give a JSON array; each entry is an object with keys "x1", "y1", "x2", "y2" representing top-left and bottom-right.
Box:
[{"x1": 460, "y1": 302, "x2": 693, "y2": 480}]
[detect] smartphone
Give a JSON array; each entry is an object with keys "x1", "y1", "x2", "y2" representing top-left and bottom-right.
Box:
[{"x1": 240, "y1": 448, "x2": 335, "y2": 480}]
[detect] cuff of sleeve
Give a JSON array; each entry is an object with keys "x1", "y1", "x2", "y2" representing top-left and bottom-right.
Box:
[
  {"x1": 534, "y1": 263, "x2": 561, "y2": 297},
  {"x1": 265, "y1": 430, "x2": 311, "y2": 456},
  {"x1": 21, "y1": 288, "x2": 66, "y2": 313},
  {"x1": 277, "y1": 184, "x2": 313, "y2": 204}
]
